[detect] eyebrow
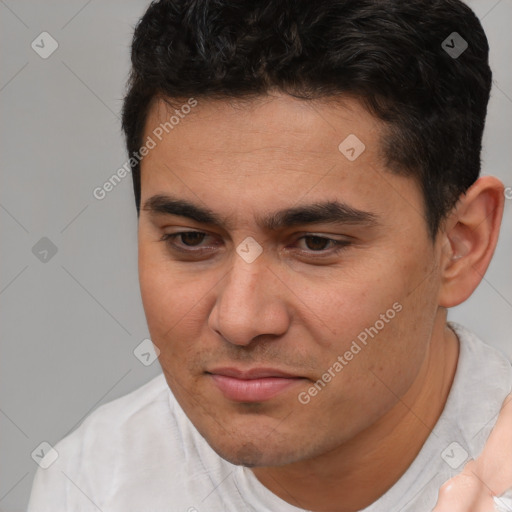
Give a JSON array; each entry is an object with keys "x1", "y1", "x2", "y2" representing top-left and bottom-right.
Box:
[{"x1": 142, "y1": 194, "x2": 378, "y2": 231}]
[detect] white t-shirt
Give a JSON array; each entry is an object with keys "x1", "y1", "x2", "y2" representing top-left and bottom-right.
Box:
[{"x1": 27, "y1": 322, "x2": 512, "y2": 512}]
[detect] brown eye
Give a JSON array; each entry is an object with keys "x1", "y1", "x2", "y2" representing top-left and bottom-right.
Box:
[
  {"x1": 159, "y1": 231, "x2": 212, "y2": 252},
  {"x1": 303, "y1": 236, "x2": 332, "y2": 251},
  {"x1": 179, "y1": 232, "x2": 206, "y2": 247},
  {"x1": 293, "y1": 235, "x2": 351, "y2": 258}
]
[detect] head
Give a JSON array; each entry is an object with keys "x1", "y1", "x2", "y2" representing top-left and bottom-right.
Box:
[{"x1": 122, "y1": 0, "x2": 504, "y2": 466}]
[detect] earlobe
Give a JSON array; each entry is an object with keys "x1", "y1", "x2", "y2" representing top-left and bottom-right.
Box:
[{"x1": 438, "y1": 176, "x2": 505, "y2": 308}]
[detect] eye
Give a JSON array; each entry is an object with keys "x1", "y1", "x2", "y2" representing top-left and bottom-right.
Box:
[
  {"x1": 160, "y1": 231, "x2": 213, "y2": 252},
  {"x1": 170, "y1": 232, "x2": 205, "y2": 246},
  {"x1": 159, "y1": 231, "x2": 351, "y2": 258},
  {"x1": 294, "y1": 235, "x2": 351, "y2": 256}
]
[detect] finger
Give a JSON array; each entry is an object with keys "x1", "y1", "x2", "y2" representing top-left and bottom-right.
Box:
[{"x1": 432, "y1": 472, "x2": 494, "y2": 512}]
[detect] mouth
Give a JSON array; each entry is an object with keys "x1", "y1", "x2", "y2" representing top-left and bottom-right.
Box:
[{"x1": 206, "y1": 367, "x2": 307, "y2": 402}]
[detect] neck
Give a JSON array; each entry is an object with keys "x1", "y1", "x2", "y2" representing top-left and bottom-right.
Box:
[{"x1": 250, "y1": 318, "x2": 460, "y2": 512}]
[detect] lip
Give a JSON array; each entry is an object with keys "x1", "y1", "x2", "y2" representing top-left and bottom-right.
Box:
[
  {"x1": 208, "y1": 367, "x2": 300, "y2": 379},
  {"x1": 207, "y1": 367, "x2": 305, "y2": 402}
]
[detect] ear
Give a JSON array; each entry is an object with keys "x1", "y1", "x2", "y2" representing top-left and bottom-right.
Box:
[{"x1": 438, "y1": 176, "x2": 505, "y2": 308}]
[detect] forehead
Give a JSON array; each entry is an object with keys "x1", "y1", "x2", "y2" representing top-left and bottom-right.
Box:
[
  {"x1": 139, "y1": 93, "x2": 424, "y2": 233},
  {"x1": 141, "y1": 93, "x2": 385, "y2": 189},
  {"x1": 144, "y1": 93, "x2": 382, "y2": 157}
]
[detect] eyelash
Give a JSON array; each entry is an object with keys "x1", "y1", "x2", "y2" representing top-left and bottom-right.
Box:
[{"x1": 159, "y1": 232, "x2": 351, "y2": 258}]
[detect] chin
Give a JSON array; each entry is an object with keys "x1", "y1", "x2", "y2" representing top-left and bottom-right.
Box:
[
  {"x1": 196, "y1": 419, "x2": 310, "y2": 467},
  {"x1": 209, "y1": 437, "x2": 299, "y2": 467}
]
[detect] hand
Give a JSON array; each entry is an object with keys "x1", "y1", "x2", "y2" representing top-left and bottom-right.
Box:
[{"x1": 432, "y1": 393, "x2": 512, "y2": 511}]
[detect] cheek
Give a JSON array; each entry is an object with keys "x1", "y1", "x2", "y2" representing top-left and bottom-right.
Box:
[
  {"x1": 138, "y1": 240, "x2": 222, "y2": 372},
  {"x1": 359, "y1": 266, "x2": 440, "y2": 398},
  {"x1": 314, "y1": 248, "x2": 438, "y2": 394},
  {"x1": 300, "y1": 262, "x2": 403, "y2": 350},
  {"x1": 138, "y1": 243, "x2": 197, "y2": 342}
]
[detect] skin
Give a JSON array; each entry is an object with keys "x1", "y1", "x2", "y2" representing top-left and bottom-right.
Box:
[{"x1": 137, "y1": 92, "x2": 505, "y2": 512}]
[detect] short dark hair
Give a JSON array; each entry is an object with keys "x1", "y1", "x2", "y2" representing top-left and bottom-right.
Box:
[{"x1": 122, "y1": 0, "x2": 492, "y2": 238}]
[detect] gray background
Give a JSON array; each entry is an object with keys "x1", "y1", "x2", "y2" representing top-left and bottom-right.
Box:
[{"x1": 0, "y1": 1, "x2": 511, "y2": 510}]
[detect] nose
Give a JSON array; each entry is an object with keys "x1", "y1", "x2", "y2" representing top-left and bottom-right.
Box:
[{"x1": 208, "y1": 253, "x2": 290, "y2": 346}]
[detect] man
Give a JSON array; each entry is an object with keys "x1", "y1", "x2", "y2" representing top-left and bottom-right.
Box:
[{"x1": 28, "y1": 0, "x2": 512, "y2": 511}]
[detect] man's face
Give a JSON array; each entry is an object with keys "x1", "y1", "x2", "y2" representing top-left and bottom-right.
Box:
[{"x1": 137, "y1": 93, "x2": 443, "y2": 467}]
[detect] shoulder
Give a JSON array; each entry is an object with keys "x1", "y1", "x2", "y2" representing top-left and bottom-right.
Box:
[
  {"x1": 59, "y1": 373, "x2": 174, "y2": 459},
  {"x1": 27, "y1": 374, "x2": 178, "y2": 510},
  {"x1": 445, "y1": 322, "x2": 512, "y2": 449},
  {"x1": 76, "y1": 372, "x2": 171, "y2": 431},
  {"x1": 449, "y1": 322, "x2": 512, "y2": 382}
]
